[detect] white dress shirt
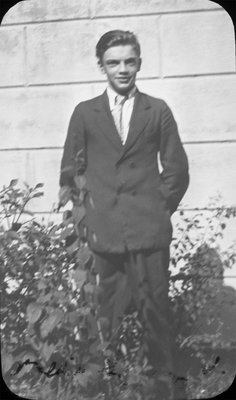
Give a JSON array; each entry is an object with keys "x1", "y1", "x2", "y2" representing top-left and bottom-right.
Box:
[{"x1": 107, "y1": 85, "x2": 136, "y2": 145}]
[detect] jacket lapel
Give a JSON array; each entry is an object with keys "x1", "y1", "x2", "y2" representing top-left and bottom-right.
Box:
[
  {"x1": 119, "y1": 91, "x2": 151, "y2": 159},
  {"x1": 92, "y1": 90, "x2": 151, "y2": 158},
  {"x1": 92, "y1": 91, "x2": 123, "y2": 151}
]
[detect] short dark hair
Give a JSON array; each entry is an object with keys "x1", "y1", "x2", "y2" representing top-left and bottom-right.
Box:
[{"x1": 96, "y1": 30, "x2": 141, "y2": 65}]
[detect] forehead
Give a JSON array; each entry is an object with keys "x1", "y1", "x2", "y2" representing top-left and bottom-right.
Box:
[{"x1": 103, "y1": 44, "x2": 138, "y2": 60}]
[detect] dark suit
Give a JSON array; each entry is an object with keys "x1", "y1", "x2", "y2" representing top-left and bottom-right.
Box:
[
  {"x1": 60, "y1": 90, "x2": 189, "y2": 253},
  {"x1": 60, "y1": 89, "x2": 189, "y2": 397}
]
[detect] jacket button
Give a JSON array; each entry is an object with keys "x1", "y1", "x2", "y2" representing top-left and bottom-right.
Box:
[
  {"x1": 130, "y1": 162, "x2": 136, "y2": 168},
  {"x1": 131, "y1": 190, "x2": 136, "y2": 196}
]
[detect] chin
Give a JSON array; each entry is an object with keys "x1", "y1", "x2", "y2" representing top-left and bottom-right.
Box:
[
  {"x1": 117, "y1": 88, "x2": 130, "y2": 94},
  {"x1": 116, "y1": 84, "x2": 133, "y2": 95}
]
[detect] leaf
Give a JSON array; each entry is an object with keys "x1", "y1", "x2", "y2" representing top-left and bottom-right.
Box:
[
  {"x1": 15, "y1": 351, "x2": 38, "y2": 364},
  {"x1": 58, "y1": 186, "x2": 71, "y2": 207},
  {"x1": 6, "y1": 231, "x2": 21, "y2": 240},
  {"x1": 87, "y1": 313, "x2": 98, "y2": 336},
  {"x1": 97, "y1": 341, "x2": 110, "y2": 352},
  {"x1": 74, "y1": 362, "x2": 100, "y2": 387},
  {"x1": 76, "y1": 246, "x2": 92, "y2": 266},
  {"x1": 71, "y1": 269, "x2": 87, "y2": 289},
  {"x1": 65, "y1": 232, "x2": 78, "y2": 246},
  {"x1": 60, "y1": 226, "x2": 75, "y2": 240},
  {"x1": 48, "y1": 224, "x2": 60, "y2": 238},
  {"x1": 2, "y1": 352, "x2": 14, "y2": 374},
  {"x1": 74, "y1": 369, "x2": 90, "y2": 388},
  {"x1": 63, "y1": 210, "x2": 72, "y2": 221},
  {"x1": 78, "y1": 307, "x2": 91, "y2": 316},
  {"x1": 11, "y1": 222, "x2": 22, "y2": 232},
  {"x1": 120, "y1": 343, "x2": 127, "y2": 356},
  {"x1": 37, "y1": 292, "x2": 52, "y2": 304},
  {"x1": 98, "y1": 317, "x2": 110, "y2": 332},
  {"x1": 89, "y1": 341, "x2": 100, "y2": 357},
  {"x1": 15, "y1": 360, "x2": 35, "y2": 379},
  {"x1": 84, "y1": 283, "x2": 95, "y2": 296},
  {"x1": 35, "y1": 183, "x2": 44, "y2": 189},
  {"x1": 37, "y1": 280, "x2": 47, "y2": 290},
  {"x1": 41, "y1": 342, "x2": 55, "y2": 362},
  {"x1": 86, "y1": 363, "x2": 101, "y2": 380},
  {"x1": 11, "y1": 351, "x2": 37, "y2": 378},
  {"x1": 26, "y1": 302, "x2": 43, "y2": 324},
  {"x1": 72, "y1": 204, "x2": 86, "y2": 225},
  {"x1": 74, "y1": 175, "x2": 86, "y2": 190},
  {"x1": 66, "y1": 238, "x2": 80, "y2": 254},
  {"x1": 68, "y1": 311, "x2": 79, "y2": 324},
  {"x1": 10, "y1": 179, "x2": 18, "y2": 187},
  {"x1": 33, "y1": 192, "x2": 44, "y2": 198},
  {"x1": 114, "y1": 360, "x2": 126, "y2": 377},
  {"x1": 40, "y1": 310, "x2": 64, "y2": 338}
]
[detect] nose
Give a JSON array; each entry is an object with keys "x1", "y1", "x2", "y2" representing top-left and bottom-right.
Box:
[{"x1": 118, "y1": 61, "x2": 128, "y2": 73}]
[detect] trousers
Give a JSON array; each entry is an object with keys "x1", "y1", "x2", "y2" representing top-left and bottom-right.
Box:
[{"x1": 94, "y1": 248, "x2": 174, "y2": 379}]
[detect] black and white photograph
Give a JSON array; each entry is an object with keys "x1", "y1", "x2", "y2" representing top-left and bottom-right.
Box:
[{"x1": 0, "y1": 1, "x2": 236, "y2": 399}]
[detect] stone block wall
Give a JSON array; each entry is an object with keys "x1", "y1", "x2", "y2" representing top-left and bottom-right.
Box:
[{"x1": 0, "y1": 0, "x2": 235, "y2": 283}]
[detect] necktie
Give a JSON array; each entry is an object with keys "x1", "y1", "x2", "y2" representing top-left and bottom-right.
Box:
[{"x1": 113, "y1": 95, "x2": 128, "y2": 144}]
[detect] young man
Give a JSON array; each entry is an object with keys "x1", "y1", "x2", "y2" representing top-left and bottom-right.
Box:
[{"x1": 59, "y1": 30, "x2": 189, "y2": 399}]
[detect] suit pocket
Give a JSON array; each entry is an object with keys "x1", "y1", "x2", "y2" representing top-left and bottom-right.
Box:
[{"x1": 157, "y1": 184, "x2": 171, "y2": 217}]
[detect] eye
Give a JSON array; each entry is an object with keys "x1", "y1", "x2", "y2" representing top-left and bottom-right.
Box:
[
  {"x1": 106, "y1": 60, "x2": 118, "y2": 67},
  {"x1": 126, "y1": 58, "x2": 137, "y2": 66}
]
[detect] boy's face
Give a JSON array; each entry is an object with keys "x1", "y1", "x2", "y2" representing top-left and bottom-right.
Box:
[{"x1": 100, "y1": 44, "x2": 141, "y2": 95}]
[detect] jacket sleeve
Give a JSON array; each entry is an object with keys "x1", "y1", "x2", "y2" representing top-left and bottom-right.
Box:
[
  {"x1": 59, "y1": 104, "x2": 87, "y2": 188},
  {"x1": 159, "y1": 101, "x2": 189, "y2": 214}
]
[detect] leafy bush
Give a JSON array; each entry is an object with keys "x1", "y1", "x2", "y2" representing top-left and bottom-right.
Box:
[
  {"x1": 1, "y1": 180, "x2": 236, "y2": 399},
  {"x1": 169, "y1": 203, "x2": 236, "y2": 397}
]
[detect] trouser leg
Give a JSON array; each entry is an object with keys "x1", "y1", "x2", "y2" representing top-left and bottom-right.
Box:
[
  {"x1": 93, "y1": 249, "x2": 177, "y2": 399},
  {"x1": 135, "y1": 249, "x2": 188, "y2": 399},
  {"x1": 93, "y1": 252, "x2": 132, "y2": 338},
  {"x1": 119, "y1": 249, "x2": 172, "y2": 373}
]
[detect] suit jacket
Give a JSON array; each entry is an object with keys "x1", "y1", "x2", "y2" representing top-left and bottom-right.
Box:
[{"x1": 60, "y1": 90, "x2": 189, "y2": 253}]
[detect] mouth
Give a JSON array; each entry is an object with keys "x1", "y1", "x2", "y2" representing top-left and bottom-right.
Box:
[{"x1": 117, "y1": 77, "x2": 131, "y2": 84}]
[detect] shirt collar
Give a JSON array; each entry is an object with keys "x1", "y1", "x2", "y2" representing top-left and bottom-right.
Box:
[{"x1": 106, "y1": 85, "x2": 137, "y2": 110}]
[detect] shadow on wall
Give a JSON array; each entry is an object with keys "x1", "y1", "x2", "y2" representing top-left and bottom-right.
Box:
[{"x1": 172, "y1": 244, "x2": 236, "y2": 379}]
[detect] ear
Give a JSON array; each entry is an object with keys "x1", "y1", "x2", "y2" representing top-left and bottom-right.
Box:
[
  {"x1": 98, "y1": 61, "x2": 105, "y2": 74},
  {"x1": 137, "y1": 58, "x2": 142, "y2": 72}
]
